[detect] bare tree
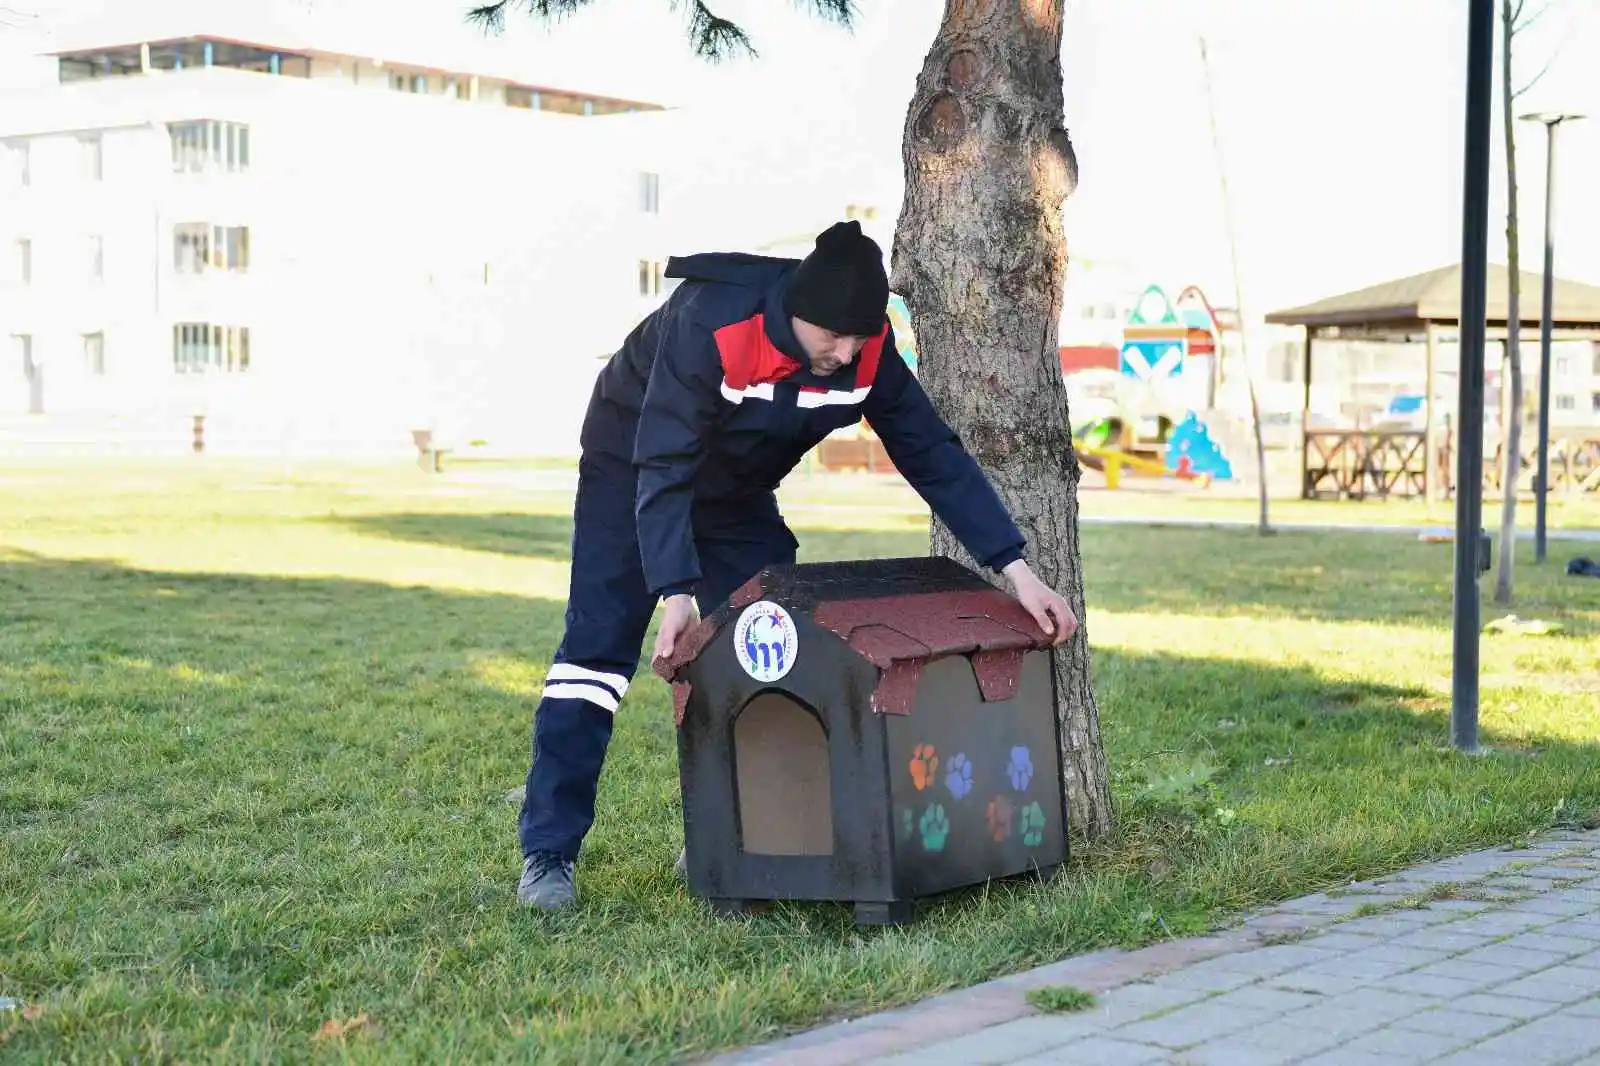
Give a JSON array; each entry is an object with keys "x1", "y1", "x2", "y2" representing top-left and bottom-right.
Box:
[
  {"x1": 467, "y1": 0, "x2": 1115, "y2": 838},
  {"x1": 1494, "y1": 0, "x2": 1577, "y2": 605},
  {"x1": 1197, "y1": 34, "x2": 1271, "y2": 537}
]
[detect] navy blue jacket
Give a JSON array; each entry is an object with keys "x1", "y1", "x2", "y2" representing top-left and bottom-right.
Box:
[{"x1": 580, "y1": 251, "x2": 1026, "y2": 599}]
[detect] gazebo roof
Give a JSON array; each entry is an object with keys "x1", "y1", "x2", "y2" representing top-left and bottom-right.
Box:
[{"x1": 1265, "y1": 263, "x2": 1600, "y2": 330}]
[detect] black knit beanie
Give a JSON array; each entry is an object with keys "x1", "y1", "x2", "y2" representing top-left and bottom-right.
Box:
[{"x1": 783, "y1": 220, "x2": 890, "y2": 337}]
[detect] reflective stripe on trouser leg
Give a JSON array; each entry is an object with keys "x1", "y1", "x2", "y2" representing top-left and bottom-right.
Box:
[{"x1": 542, "y1": 663, "x2": 630, "y2": 713}]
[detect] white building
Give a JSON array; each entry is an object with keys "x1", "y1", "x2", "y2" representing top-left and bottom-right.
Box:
[{"x1": 0, "y1": 23, "x2": 694, "y2": 456}]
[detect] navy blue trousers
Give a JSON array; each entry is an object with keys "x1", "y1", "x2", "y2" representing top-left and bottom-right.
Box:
[{"x1": 518, "y1": 452, "x2": 798, "y2": 861}]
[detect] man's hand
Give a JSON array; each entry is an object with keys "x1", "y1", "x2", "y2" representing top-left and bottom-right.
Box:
[
  {"x1": 1002, "y1": 560, "x2": 1078, "y2": 647},
  {"x1": 653, "y1": 594, "x2": 699, "y2": 663}
]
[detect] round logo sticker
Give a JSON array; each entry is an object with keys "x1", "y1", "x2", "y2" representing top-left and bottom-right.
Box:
[{"x1": 733, "y1": 600, "x2": 798, "y2": 683}]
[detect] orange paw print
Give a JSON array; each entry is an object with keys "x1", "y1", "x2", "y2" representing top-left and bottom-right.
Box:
[
  {"x1": 987, "y1": 795, "x2": 1015, "y2": 841},
  {"x1": 909, "y1": 744, "x2": 939, "y2": 791}
]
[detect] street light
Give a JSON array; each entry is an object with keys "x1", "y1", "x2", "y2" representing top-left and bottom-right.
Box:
[{"x1": 1517, "y1": 111, "x2": 1585, "y2": 564}]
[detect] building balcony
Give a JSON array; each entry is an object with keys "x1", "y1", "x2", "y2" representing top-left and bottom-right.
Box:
[{"x1": 58, "y1": 38, "x2": 312, "y2": 82}]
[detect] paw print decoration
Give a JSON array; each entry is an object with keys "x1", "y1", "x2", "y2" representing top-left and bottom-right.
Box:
[
  {"x1": 945, "y1": 753, "x2": 973, "y2": 800},
  {"x1": 987, "y1": 795, "x2": 1015, "y2": 842},
  {"x1": 1019, "y1": 802, "x2": 1047, "y2": 846},
  {"x1": 909, "y1": 744, "x2": 939, "y2": 791},
  {"x1": 919, "y1": 804, "x2": 950, "y2": 852},
  {"x1": 1006, "y1": 746, "x2": 1034, "y2": 791}
]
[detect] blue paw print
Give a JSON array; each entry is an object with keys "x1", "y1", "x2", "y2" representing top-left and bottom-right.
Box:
[
  {"x1": 945, "y1": 753, "x2": 973, "y2": 800},
  {"x1": 1007, "y1": 746, "x2": 1034, "y2": 791}
]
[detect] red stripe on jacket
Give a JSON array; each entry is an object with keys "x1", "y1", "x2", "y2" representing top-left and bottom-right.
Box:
[{"x1": 712, "y1": 313, "x2": 890, "y2": 394}]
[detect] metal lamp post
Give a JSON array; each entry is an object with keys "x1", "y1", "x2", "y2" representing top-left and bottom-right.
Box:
[
  {"x1": 1452, "y1": 0, "x2": 1495, "y2": 754},
  {"x1": 1517, "y1": 111, "x2": 1585, "y2": 563}
]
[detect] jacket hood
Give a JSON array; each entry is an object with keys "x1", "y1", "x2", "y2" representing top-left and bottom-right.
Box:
[{"x1": 664, "y1": 252, "x2": 797, "y2": 290}]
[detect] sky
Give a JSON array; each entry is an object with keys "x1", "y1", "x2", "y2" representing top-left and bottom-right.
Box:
[{"x1": 4, "y1": 0, "x2": 1600, "y2": 317}]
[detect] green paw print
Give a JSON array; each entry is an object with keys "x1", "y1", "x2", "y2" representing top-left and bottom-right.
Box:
[
  {"x1": 919, "y1": 804, "x2": 950, "y2": 852},
  {"x1": 1020, "y1": 802, "x2": 1047, "y2": 846},
  {"x1": 900, "y1": 808, "x2": 914, "y2": 842}
]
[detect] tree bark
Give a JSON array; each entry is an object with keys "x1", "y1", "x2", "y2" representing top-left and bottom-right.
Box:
[
  {"x1": 1495, "y1": 0, "x2": 1522, "y2": 605},
  {"x1": 890, "y1": 0, "x2": 1114, "y2": 841}
]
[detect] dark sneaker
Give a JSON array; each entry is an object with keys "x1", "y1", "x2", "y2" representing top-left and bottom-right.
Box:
[{"x1": 517, "y1": 852, "x2": 577, "y2": 910}]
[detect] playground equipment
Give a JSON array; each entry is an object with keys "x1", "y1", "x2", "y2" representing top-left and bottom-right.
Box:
[
  {"x1": 814, "y1": 283, "x2": 1239, "y2": 489},
  {"x1": 1072, "y1": 410, "x2": 1233, "y2": 488},
  {"x1": 1068, "y1": 284, "x2": 1237, "y2": 490}
]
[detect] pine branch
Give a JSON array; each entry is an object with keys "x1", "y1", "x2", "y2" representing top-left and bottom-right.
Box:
[
  {"x1": 678, "y1": 0, "x2": 758, "y2": 61},
  {"x1": 465, "y1": 0, "x2": 588, "y2": 35},
  {"x1": 466, "y1": 0, "x2": 853, "y2": 60},
  {"x1": 792, "y1": 0, "x2": 857, "y2": 27}
]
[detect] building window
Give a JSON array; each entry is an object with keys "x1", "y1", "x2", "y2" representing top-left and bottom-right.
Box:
[
  {"x1": 85, "y1": 38, "x2": 310, "y2": 78},
  {"x1": 172, "y1": 323, "x2": 250, "y2": 373},
  {"x1": 79, "y1": 134, "x2": 103, "y2": 181},
  {"x1": 1592, "y1": 391, "x2": 1600, "y2": 414},
  {"x1": 169, "y1": 120, "x2": 250, "y2": 173},
  {"x1": 640, "y1": 171, "x2": 660, "y2": 213},
  {"x1": 174, "y1": 223, "x2": 208, "y2": 273},
  {"x1": 83, "y1": 332, "x2": 105, "y2": 375},
  {"x1": 14, "y1": 333, "x2": 41, "y2": 413},
  {"x1": 505, "y1": 87, "x2": 610, "y2": 115},
  {"x1": 220, "y1": 226, "x2": 249, "y2": 271},
  {"x1": 173, "y1": 223, "x2": 249, "y2": 273},
  {"x1": 4, "y1": 139, "x2": 29, "y2": 187},
  {"x1": 1554, "y1": 394, "x2": 1576, "y2": 411},
  {"x1": 13, "y1": 239, "x2": 30, "y2": 284},
  {"x1": 1555, "y1": 355, "x2": 1571, "y2": 378},
  {"x1": 638, "y1": 260, "x2": 662, "y2": 297},
  {"x1": 389, "y1": 71, "x2": 431, "y2": 93}
]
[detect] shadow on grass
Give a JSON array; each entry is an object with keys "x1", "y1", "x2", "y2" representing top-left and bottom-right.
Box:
[
  {"x1": 337, "y1": 511, "x2": 579, "y2": 562},
  {"x1": 332, "y1": 511, "x2": 1599, "y2": 634},
  {"x1": 335, "y1": 510, "x2": 932, "y2": 571},
  {"x1": 0, "y1": 553, "x2": 1596, "y2": 1064}
]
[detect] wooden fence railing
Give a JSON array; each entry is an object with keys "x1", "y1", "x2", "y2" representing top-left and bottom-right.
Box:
[{"x1": 1303, "y1": 429, "x2": 1600, "y2": 500}]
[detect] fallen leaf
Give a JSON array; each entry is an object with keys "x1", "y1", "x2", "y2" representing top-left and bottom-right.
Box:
[
  {"x1": 22, "y1": 1005, "x2": 44, "y2": 1022},
  {"x1": 313, "y1": 1012, "x2": 370, "y2": 1042}
]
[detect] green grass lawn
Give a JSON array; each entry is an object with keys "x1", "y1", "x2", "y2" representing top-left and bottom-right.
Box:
[{"x1": 2, "y1": 460, "x2": 1597, "y2": 1064}]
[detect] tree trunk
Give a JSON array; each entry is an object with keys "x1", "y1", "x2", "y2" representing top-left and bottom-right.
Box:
[
  {"x1": 1495, "y1": 0, "x2": 1522, "y2": 605},
  {"x1": 890, "y1": 0, "x2": 1114, "y2": 841}
]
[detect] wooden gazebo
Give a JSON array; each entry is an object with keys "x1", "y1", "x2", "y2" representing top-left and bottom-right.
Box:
[{"x1": 1265, "y1": 264, "x2": 1600, "y2": 500}]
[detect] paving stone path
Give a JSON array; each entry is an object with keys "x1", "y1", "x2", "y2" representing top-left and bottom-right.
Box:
[{"x1": 705, "y1": 827, "x2": 1600, "y2": 1066}]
